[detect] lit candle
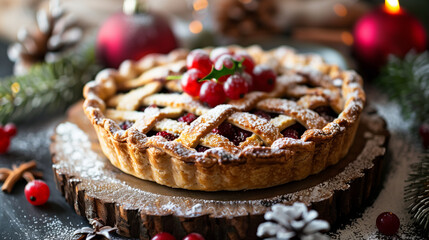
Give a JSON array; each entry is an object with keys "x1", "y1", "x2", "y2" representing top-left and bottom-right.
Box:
[{"x1": 353, "y1": 0, "x2": 427, "y2": 69}]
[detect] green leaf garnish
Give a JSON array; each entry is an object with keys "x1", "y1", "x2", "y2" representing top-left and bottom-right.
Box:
[{"x1": 199, "y1": 59, "x2": 243, "y2": 82}]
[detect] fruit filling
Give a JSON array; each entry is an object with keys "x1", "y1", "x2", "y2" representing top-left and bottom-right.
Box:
[
  {"x1": 178, "y1": 47, "x2": 277, "y2": 107},
  {"x1": 313, "y1": 106, "x2": 338, "y2": 122},
  {"x1": 281, "y1": 123, "x2": 306, "y2": 139},
  {"x1": 156, "y1": 131, "x2": 178, "y2": 141},
  {"x1": 119, "y1": 120, "x2": 134, "y2": 130},
  {"x1": 177, "y1": 113, "x2": 198, "y2": 125},
  {"x1": 212, "y1": 122, "x2": 252, "y2": 146}
]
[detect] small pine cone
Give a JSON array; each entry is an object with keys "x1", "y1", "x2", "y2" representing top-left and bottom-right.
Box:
[
  {"x1": 8, "y1": 0, "x2": 83, "y2": 75},
  {"x1": 214, "y1": 0, "x2": 279, "y2": 39}
]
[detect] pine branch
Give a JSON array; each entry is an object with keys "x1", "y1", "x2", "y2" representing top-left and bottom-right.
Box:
[
  {"x1": 377, "y1": 51, "x2": 429, "y2": 127},
  {"x1": 0, "y1": 43, "x2": 101, "y2": 124},
  {"x1": 405, "y1": 151, "x2": 429, "y2": 236}
]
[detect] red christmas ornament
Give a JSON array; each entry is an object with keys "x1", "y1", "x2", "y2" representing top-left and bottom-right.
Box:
[
  {"x1": 96, "y1": 0, "x2": 178, "y2": 68},
  {"x1": 353, "y1": 0, "x2": 426, "y2": 69}
]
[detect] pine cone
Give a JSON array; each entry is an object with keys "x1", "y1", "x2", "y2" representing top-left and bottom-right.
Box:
[
  {"x1": 214, "y1": 0, "x2": 279, "y2": 39},
  {"x1": 257, "y1": 203, "x2": 330, "y2": 240},
  {"x1": 8, "y1": 0, "x2": 83, "y2": 75}
]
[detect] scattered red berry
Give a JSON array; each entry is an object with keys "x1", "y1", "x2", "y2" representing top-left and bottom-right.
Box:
[
  {"x1": 199, "y1": 81, "x2": 226, "y2": 107},
  {"x1": 223, "y1": 74, "x2": 249, "y2": 100},
  {"x1": 419, "y1": 123, "x2": 429, "y2": 149},
  {"x1": 210, "y1": 47, "x2": 232, "y2": 62},
  {"x1": 178, "y1": 113, "x2": 197, "y2": 125},
  {"x1": 151, "y1": 232, "x2": 176, "y2": 240},
  {"x1": 187, "y1": 49, "x2": 212, "y2": 77},
  {"x1": 0, "y1": 137, "x2": 11, "y2": 154},
  {"x1": 282, "y1": 128, "x2": 299, "y2": 139},
  {"x1": 4, "y1": 123, "x2": 17, "y2": 137},
  {"x1": 212, "y1": 122, "x2": 235, "y2": 140},
  {"x1": 253, "y1": 65, "x2": 277, "y2": 92},
  {"x1": 183, "y1": 233, "x2": 205, "y2": 240},
  {"x1": 156, "y1": 131, "x2": 178, "y2": 141},
  {"x1": 233, "y1": 51, "x2": 255, "y2": 74},
  {"x1": 24, "y1": 180, "x2": 50, "y2": 206},
  {"x1": 196, "y1": 145, "x2": 210, "y2": 152},
  {"x1": 181, "y1": 69, "x2": 205, "y2": 97},
  {"x1": 376, "y1": 212, "x2": 400, "y2": 236}
]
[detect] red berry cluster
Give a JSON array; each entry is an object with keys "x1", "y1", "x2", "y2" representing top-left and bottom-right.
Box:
[
  {"x1": 151, "y1": 232, "x2": 205, "y2": 240},
  {"x1": 181, "y1": 47, "x2": 277, "y2": 107},
  {"x1": 0, "y1": 123, "x2": 17, "y2": 154}
]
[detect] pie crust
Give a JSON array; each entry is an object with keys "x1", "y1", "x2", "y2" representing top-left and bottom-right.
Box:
[{"x1": 83, "y1": 45, "x2": 365, "y2": 191}]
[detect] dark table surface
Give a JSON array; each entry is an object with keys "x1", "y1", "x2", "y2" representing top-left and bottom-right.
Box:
[{"x1": 0, "y1": 38, "x2": 425, "y2": 240}]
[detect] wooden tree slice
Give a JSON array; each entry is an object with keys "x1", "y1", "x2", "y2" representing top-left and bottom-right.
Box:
[{"x1": 51, "y1": 102, "x2": 389, "y2": 240}]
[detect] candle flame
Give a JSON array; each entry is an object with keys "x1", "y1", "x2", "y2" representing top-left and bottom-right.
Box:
[{"x1": 385, "y1": 0, "x2": 400, "y2": 14}]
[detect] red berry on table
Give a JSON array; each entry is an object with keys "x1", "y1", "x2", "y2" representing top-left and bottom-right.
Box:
[
  {"x1": 178, "y1": 113, "x2": 197, "y2": 125},
  {"x1": 376, "y1": 212, "x2": 400, "y2": 236},
  {"x1": 419, "y1": 123, "x2": 429, "y2": 149},
  {"x1": 233, "y1": 51, "x2": 255, "y2": 74},
  {"x1": 156, "y1": 131, "x2": 178, "y2": 141},
  {"x1": 181, "y1": 69, "x2": 205, "y2": 97},
  {"x1": 151, "y1": 232, "x2": 176, "y2": 240},
  {"x1": 223, "y1": 74, "x2": 249, "y2": 100},
  {"x1": 183, "y1": 233, "x2": 205, "y2": 240},
  {"x1": 0, "y1": 137, "x2": 11, "y2": 154},
  {"x1": 253, "y1": 65, "x2": 277, "y2": 92},
  {"x1": 4, "y1": 123, "x2": 17, "y2": 137},
  {"x1": 187, "y1": 49, "x2": 212, "y2": 77},
  {"x1": 210, "y1": 47, "x2": 232, "y2": 62},
  {"x1": 199, "y1": 81, "x2": 226, "y2": 107},
  {"x1": 24, "y1": 180, "x2": 50, "y2": 206}
]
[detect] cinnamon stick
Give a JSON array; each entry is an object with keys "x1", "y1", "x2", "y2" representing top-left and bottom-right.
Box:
[{"x1": 1, "y1": 160, "x2": 36, "y2": 193}]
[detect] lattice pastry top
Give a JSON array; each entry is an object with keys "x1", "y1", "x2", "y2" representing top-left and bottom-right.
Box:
[{"x1": 82, "y1": 45, "x2": 365, "y2": 191}]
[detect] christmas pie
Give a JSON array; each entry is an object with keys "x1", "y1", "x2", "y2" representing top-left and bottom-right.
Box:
[{"x1": 82, "y1": 45, "x2": 365, "y2": 191}]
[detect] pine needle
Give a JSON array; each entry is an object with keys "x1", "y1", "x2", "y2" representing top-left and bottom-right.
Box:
[
  {"x1": 0, "y1": 43, "x2": 101, "y2": 124},
  {"x1": 377, "y1": 51, "x2": 429, "y2": 127}
]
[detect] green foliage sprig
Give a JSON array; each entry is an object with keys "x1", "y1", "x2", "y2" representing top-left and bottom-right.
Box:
[
  {"x1": 377, "y1": 51, "x2": 429, "y2": 127},
  {"x1": 0, "y1": 44, "x2": 101, "y2": 124},
  {"x1": 405, "y1": 151, "x2": 429, "y2": 236}
]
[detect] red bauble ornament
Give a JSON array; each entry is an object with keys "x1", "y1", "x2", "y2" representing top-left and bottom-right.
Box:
[
  {"x1": 96, "y1": 1, "x2": 178, "y2": 68},
  {"x1": 353, "y1": 4, "x2": 426, "y2": 69},
  {"x1": 376, "y1": 212, "x2": 400, "y2": 236},
  {"x1": 24, "y1": 180, "x2": 50, "y2": 206}
]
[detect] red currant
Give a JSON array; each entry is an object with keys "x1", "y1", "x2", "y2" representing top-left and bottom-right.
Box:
[
  {"x1": 214, "y1": 54, "x2": 234, "y2": 70},
  {"x1": 178, "y1": 113, "x2": 197, "y2": 125},
  {"x1": 210, "y1": 47, "x2": 232, "y2": 62},
  {"x1": 253, "y1": 65, "x2": 277, "y2": 92},
  {"x1": 181, "y1": 69, "x2": 204, "y2": 97},
  {"x1": 0, "y1": 127, "x2": 6, "y2": 138},
  {"x1": 183, "y1": 233, "x2": 205, "y2": 240},
  {"x1": 199, "y1": 81, "x2": 226, "y2": 107},
  {"x1": 187, "y1": 49, "x2": 212, "y2": 77},
  {"x1": 156, "y1": 131, "x2": 178, "y2": 141},
  {"x1": 419, "y1": 123, "x2": 429, "y2": 149},
  {"x1": 376, "y1": 212, "x2": 400, "y2": 236},
  {"x1": 241, "y1": 72, "x2": 254, "y2": 91},
  {"x1": 24, "y1": 180, "x2": 50, "y2": 206},
  {"x1": 0, "y1": 137, "x2": 10, "y2": 154},
  {"x1": 223, "y1": 74, "x2": 249, "y2": 100},
  {"x1": 151, "y1": 232, "x2": 176, "y2": 240},
  {"x1": 233, "y1": 51, "x2": 255, "y2": 74},
  {"x1": 4, "y1": 123, "x2": 17, "y2": 137}
]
